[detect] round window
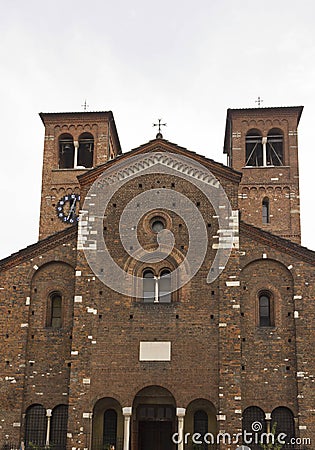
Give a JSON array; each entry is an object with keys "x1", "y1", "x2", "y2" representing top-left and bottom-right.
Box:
[{"x1": 151, "y1": 219, "x2": 165, "y2": 233}]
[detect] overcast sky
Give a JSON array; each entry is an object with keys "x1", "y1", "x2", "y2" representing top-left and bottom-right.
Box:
[{"x1": 0, "y1": 0, "x2": 315, "y2": 259}]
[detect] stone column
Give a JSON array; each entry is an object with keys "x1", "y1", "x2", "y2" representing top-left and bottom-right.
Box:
[
  {"x1": 154, "y1": 276, "x2": 159, "y2": 303},
  {"x1": 265, "y1": 412, "x2": 271, "y2": 434},
  {"x1": 45, "y1": 409, "x2": 52, "y2": 446},
  {"x1": 122, "y1": 407, "x2": 132, "y2": 450},
  {"x1": 262, "y1": 136, "x2": 267, "y2": 167},
  {"x1": 176, "y1": 408, "x2": 186, "y2": 450},
  {"x1": 74, "y1": 141, "x2": 79, "y2": 168}
]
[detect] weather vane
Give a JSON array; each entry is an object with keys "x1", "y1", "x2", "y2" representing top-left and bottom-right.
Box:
[
  {"x1": 255, "y1": 96, "x2": 263, "y2": 107},
  {"x1": 153, "y1": 118, "x2": 167, "y2": 138},
  {"x1": 81, "y1": 100, "x2": 89, "y2": 111}
]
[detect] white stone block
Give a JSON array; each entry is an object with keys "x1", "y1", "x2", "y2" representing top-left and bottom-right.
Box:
[{"x1": 139, "y1": 342, "x2": 171, "y2": 361}]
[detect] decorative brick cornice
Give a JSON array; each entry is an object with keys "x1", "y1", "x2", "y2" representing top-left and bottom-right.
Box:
[
  {"x1": 240, "y1": 221, "x2": 315, "y2": 265},
  {"x1": 0, "y1": 227, "x2": 78, "y2": 272},
  {"x1": 78, "y1": 138, "x2": 242, "y2": 187}
]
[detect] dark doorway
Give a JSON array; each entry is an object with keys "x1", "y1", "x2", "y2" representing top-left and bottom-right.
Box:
[
  {"x1": 139, "y1": 421, "x2": 173, "y2": 450},
  {"x1": 133, "y1": 386, "x2": 176, "y2": 450}
]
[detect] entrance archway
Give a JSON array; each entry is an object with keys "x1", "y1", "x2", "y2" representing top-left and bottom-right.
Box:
[{"x1": 132, "y1": 386, "x2": 176, "y2": 450}]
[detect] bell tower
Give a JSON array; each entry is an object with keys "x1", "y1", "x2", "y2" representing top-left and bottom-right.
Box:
[
  {"x1": 38, "y1": 111, "x2": 121, "y2": 240},
  {"x1": 224, "y1": 106, "x2": 303, "y2": 243}
]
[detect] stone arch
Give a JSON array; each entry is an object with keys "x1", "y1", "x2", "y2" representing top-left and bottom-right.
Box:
[
  {"x1": 30, "y1": 261, "x2": 75, "y2": 329},
  {"x1": 242, "y1": 406, "x2": 266, "y2": 450},
  {"x1": 50, "y1": 404, "x2": 68, "y2": 449},
  {"x1": 24, "y1": 404, "x2": 47, "y2": 449},
  {"x1": 124, "y1": 246, "x2": 187, "y2": 304},
  {"x1": 185, "y1": 398, "x2": 217, "y2": 447},
  {"x1": 78, "y1": 131, "x2": 94, "y2": 168},
  {"x1": 241, "y1": 258, "x2": 294, "y2": 328},
  {"x1": 92, "y1": 397, "x2": 123, "y2": 450},
  {"x1": 58, "y1": 133, "x2": 74, "y2": 169},
  {"x1": 271, "y1": 406, "x2": 295, "y2": 448},
  {"x1": 132, "y1": 385, "x2": 176, "y2": 450}
]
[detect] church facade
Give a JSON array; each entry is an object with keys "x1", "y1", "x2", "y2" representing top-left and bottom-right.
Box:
[{"x1": 0, "y1": 106, "x2": 314, "y2": 450}]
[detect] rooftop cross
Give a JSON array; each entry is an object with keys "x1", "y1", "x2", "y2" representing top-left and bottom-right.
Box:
[
  {"x1": 81, "y1": 100, "x2": 89, "y2": 111},
  {"x1": 153, "y1": 118, "x2": 167, "y2": 139},
  {"x1": 255, "y1": 96, "x2": 263, "y2": 107}
]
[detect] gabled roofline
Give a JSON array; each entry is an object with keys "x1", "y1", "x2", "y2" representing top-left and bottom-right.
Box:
[
  {"x1": 0, "y1": 227, "x2": 77, "y2": 272},
  {"x1": 78, "y1": 137, "x2": 242, "y2": 187},
  {"x1": 240, "y1": 220, "x2": 315, "y2": 266}
]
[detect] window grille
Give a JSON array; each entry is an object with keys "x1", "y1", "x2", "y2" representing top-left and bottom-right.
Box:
[
  {"x1": 242, "y1": 406, "x2": 266, "y2": 450},
  {"x1": 271, "y1": 407, "x2": 295, "y2": 449},
  {"x1": 25, "y1": 404, "x2": 47, "y2": 449},
  {"x1": 51, "y1": 405, "x2": 68, "y2": 450},
  {"x1": 103, "y1": 409, "x2": 117, "y2": 448},
  {"x1": 194, "y1": 410, "x2": 208, "y2": 450}
]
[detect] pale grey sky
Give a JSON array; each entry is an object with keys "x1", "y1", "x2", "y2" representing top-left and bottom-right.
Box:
[{"x1": 1, "y1": 0, "x2": 315, "y2": 259}]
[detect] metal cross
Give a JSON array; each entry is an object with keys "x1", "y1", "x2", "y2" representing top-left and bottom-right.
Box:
[
  {"x1": 255, "y1": 96, "x2": 263, "y2": 107},
  {"x1": 153, "y1": 119, "x2": 167, "y2": 135},
  {"x1": 81, "y1": 100, "x2": 89, "y2": 111}
]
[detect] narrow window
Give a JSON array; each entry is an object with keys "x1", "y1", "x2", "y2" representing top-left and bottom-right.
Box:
[
  {"x1": 51, "y1": 294, "x2": 62, "y2": 328},
  {"x1": 271, "y1": 407, "x2": 295, "y2": 449},
  {"x1": 50, "y1": 405, "x2": 68, "y2": 449},
  {"x1": 266, "y1": 129, "x2": 283, "y2": 166},
  {"x1": 243, "y1": 407, "x2": 266, "y2": 450},
  {"x1": 25, "y1": 404, "x2": 47, "y2": 449},
  {"x1": 194, "y1": 410, "x2": 208, "y2": 450},
  {"x1": 259, "y1": 294, "x2": 271, "y2": 326},
  {"x1": 245, "y1": 130, "x2": 263, "y2": 166},
  {"x1": 59, "y1": 134, "x2": 74, "y2": 169},
  {"x1": 78, "y1": 132, "x2": 94, "y2": 168},
  {"x1": 262, "y1": 197, "x2": 270, "y2": 224},
  {"x1": 103, "y1": 409, "x2": 117, "y2": 448},
  {"x1": 143, "y1": 270, "x2": 155, "y2": 303},
  {"x1": 159, "y1": 269, "x2": 171, "y2": 303}
]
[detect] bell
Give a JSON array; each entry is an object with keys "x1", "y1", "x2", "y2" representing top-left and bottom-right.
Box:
[{"x1": 63, "y1": 143, "x2": 72, "y2": 151}]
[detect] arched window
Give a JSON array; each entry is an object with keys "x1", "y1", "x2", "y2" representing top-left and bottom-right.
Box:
[
  {"x1": 25, "y1": 404, "x2": 47, "y2": 449},
  {"x1": 245, "y1": 130, "x2": 263, "y2": 166},
  {"x1": 59, "y1": 134, "x2": 74, "y2": 169},
  {"x1": 262, "y1": 197, "x2": 270, "y2": 224},
  {"x1": 103, "y1": 409, "x2": 117, "y2": 448},
  {"x1": 142, "y1": 269, "x2": 172, "y2": 303},
  {"x1": 194, "y1": 410, "x2": 208, "y2": 450},
  {"x1": 78, "y1": 132, "x2": 94, "y2": 168},
  {"x1": 271, "y1": 407, "x2": 295, "y2": 449},
  {"x1": 51, "y1": 405, "x2": 68, "y2": 450},
  {"x1": 159, "y1": 269, "x2": 171, "y2": 303},
  {"x1": 242, "y1": 406, "x2": 266, "y2": 450},
  {"x1": 143, "y1": 270, "x2": 155, "y2": 302},
  {"x1": 47, "y1": 293, "x2": 62, "y2": 328},
  {"x1": 266, "y1": 129, "x2": 283, "y2": 166},
  {"x1": 259, "y1": 293, "x2": 272, "y2": 327}
]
